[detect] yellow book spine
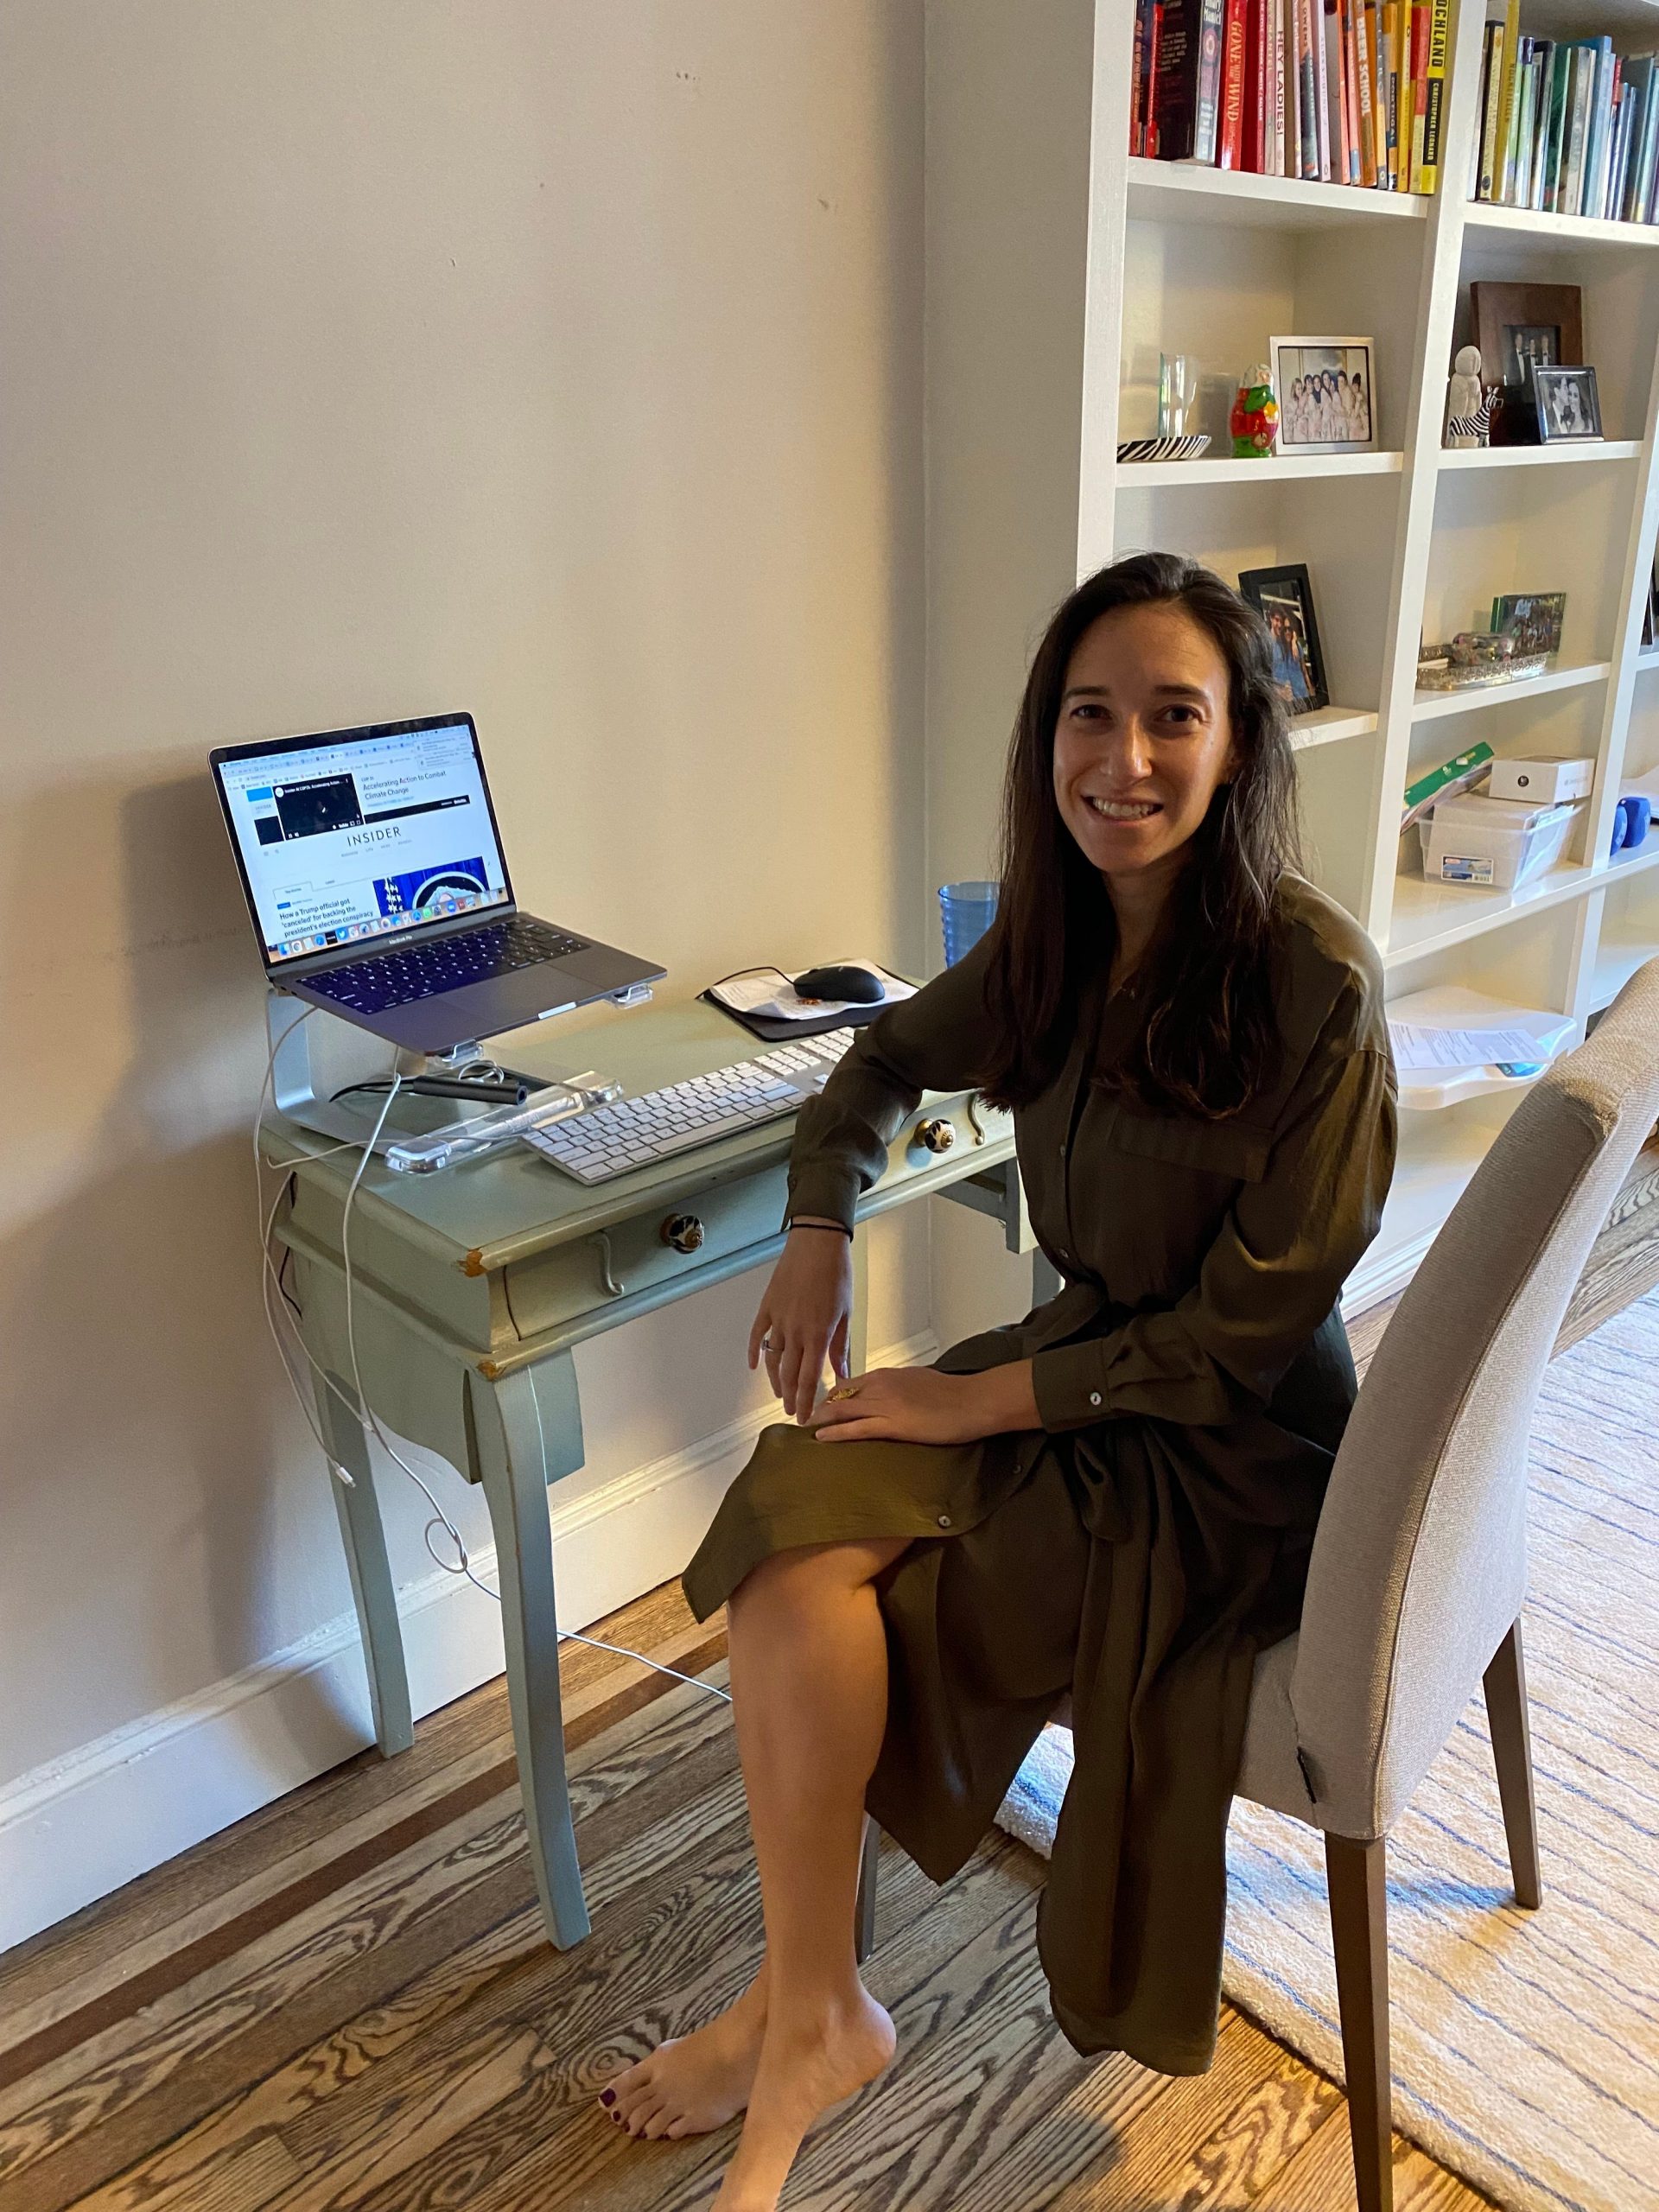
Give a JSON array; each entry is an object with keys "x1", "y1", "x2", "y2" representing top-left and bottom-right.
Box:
[
  {"x1": 1417, "y1": 0, "x2": 1450, "y2": 192},
  {"x1": 1493, "y1": 0, "x2": 1522, "y2": 200}
]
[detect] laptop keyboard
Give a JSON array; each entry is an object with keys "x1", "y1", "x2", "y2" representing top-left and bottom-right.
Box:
[
  {"x1": 304, "y1": 916, "x2": 590, "y2": 1015},
  {"x1": 522, "y1": 1029, "x2": 859, "y2": 1184}
]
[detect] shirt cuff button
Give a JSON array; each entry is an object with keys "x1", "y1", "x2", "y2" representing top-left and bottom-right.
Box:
[{"x1": 1089, "y1": 1391, "x2": 1103, "y2": 1408}]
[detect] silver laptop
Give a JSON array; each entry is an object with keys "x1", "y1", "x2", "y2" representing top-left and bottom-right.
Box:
[{"x1": 212, "y1": 712, "x2": 663, "y2": 1052}]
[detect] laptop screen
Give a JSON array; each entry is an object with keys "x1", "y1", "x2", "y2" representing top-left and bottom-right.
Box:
[{"x1": 213, "y1": 715, "x2": 512, "y2": 967}]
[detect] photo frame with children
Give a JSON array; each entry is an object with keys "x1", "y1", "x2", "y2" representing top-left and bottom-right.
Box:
[
  {"x1": 1268, "y1": 337, "x2": 1377, "y2": 454},
  {"x1": 1237, "y1": 564, "x2": 1331, "y2": 715}
]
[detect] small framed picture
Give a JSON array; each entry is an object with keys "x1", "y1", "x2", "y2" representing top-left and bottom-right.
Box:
[
  {"x1": 1268, "y1": 336, "x2": 1377, "y2": 454},
  {"x1": 1238, "y1": 563, "x2": 1331, "y2": 715},
  {"x1": 1531, "y1": 362, "x2": 1602, "y2": 443},
  {"x1": 1490, "y1": 592, "x2": 1567, "y2": 658},
  {"x1": 1471, "y1": 282, "x2": 1584, "y2": 391}
]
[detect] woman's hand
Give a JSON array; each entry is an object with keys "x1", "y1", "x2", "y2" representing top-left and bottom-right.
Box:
[
  {"x1": 749, "y1": 1223, "x2": 855, "y2": 1422},
  {"x1": 807, "y1": 1359, "x2": 1039, "y2": 1446}
]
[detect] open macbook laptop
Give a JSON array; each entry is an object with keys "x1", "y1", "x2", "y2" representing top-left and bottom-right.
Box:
[{"x1": 212, "y1": 712, "x2": 664, "y2": 1052}]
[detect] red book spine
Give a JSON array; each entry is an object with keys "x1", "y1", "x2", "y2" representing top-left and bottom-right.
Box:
[
  {"x1": 1220, "y1": 0, "x2": 1249, "y2": 164},
  {"x1": 1146, "y1": 0, "x2": 1166, "y2": 153},
  {"x1": 1131, "y1": 0, "x2": 1148, "y2": 152},
  {"x1": 1242, "y1": 0, "x2": 1265, "y2": 166}
]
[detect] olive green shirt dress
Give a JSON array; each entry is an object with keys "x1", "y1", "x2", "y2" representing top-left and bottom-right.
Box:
[{"x1": 683, "y1": 874, "x2": 1397, "y2": 2076}]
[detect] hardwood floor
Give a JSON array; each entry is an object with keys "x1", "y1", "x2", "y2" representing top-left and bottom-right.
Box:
[
  {"x1": 0, "y1": 1574, "x2": 1494, "y2": 2212},
  {"x1": 16, "y1": 1137, "x2": 1655, "y2": 2212}
]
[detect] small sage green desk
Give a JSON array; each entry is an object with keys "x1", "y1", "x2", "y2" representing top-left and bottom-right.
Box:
[{"x1": 267, "y1": 995, "x2": 1053, "y2": 1953}]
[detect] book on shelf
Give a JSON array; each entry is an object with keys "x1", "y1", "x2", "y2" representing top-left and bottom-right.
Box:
[
  {"x1": 1130, "y1": 0, "x2": 1437, "y2": 186},
  {"x1": 1196, "y1": 0, "x2": 1227, "y2": 161},
  {"x1": 1419, "y1": 0, "x2": 1449, "y2": 192},
  {"x1": 1219, "y1": 0, "x2": 1249, "y2": 165},
  {"x1": 1473, "y1": 18, "x2": 1659, "y2": 222}
]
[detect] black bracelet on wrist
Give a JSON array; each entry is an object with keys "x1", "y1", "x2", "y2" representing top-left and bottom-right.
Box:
[{"x1": 786, "y1": 1219, "x2": 854, "y2": 1240}]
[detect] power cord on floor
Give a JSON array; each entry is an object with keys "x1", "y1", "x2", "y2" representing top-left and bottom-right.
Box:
[{"x1": 253, "y1": 1009, "x2": 730, "y2": 1707}]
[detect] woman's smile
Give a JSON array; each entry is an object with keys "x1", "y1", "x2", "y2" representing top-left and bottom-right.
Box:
[{"x1": 1082, "y1": 794, "x2": 1162, "y2": 821}]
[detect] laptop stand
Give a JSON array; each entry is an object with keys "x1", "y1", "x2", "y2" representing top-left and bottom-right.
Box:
[{"x1": 265, "y1": 989, "x2": 615, "y2": 1167}]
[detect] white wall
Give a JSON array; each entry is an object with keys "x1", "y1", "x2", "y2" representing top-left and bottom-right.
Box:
[{"x1": 0, "y1": 0, "x2": 927, "y2": 1938}]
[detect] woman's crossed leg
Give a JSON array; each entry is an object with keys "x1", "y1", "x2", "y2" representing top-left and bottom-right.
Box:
[{"x1": 599, "y1": 1535, "x2": 910, "y2": 2210}]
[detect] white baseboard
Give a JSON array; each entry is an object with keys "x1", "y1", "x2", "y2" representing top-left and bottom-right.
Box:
[
  {"x1": 1345, "y1": 1235, "x2": 1428, "y2": 1317},
  {"x1": 0, "y1": 1330, "x2": 938, "y2": 1954}
]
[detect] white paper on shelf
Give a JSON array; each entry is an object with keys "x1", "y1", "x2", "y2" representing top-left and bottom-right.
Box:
[
  {"x1": 709, "y1": 962, "x2": 917, "y2": 1024},
  {"x1": 1387, "y1": 984, "x2": 1574, "y2": 1075},
  {"x1": 1390, "y1": 1022, "x2": 1554, "y2": 1070}
]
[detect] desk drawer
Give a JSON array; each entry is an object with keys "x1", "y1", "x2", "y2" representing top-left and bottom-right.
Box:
[
  {"x1": 502, "y1": 1158, "x2": 793, "y2": 1338},
  {"x1": 498, "y1": 1094, "x2": 1010, "y2": 1344}
]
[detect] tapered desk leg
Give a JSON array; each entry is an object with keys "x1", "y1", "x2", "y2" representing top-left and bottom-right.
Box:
[
  {"x1": 299, "y1": 1290, "x2": 414, "y2": 1758},
  {"x1": 849, "y1": 1222, "x2": 870, "y2": 1378},
  {"x1": 471, "y1": 1364, "x2": 591, "y2": 1950}
]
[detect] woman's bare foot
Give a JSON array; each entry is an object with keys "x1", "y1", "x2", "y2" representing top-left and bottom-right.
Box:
[
  {"x1": 599, "y1": 1968, "x2": 769, "y2": 2140},
  {"x1": 709, "y1": 1987, "x2": 895, "y2": 2210}
]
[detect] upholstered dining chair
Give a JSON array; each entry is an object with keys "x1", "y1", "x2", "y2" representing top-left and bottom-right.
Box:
[{"x1": 854, "y1": 956, "x2": 1659, "y2": 2212}]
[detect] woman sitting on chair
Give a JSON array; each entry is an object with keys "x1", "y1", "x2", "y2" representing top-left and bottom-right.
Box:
[{"x1": 597, "y1": 550, "x2": 1397, "y2": 2212}]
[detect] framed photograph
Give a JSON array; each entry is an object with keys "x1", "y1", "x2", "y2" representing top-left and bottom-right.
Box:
[
  {"x1": 1532, "y1": 362, "x2": 1602, "y2": 442},
  {"x1": 1490, "y1": 592, "x2": 1567, "y2": 658},
  {"x1": 1268, "y1": 337, "x2": 1377, "y2": 454},
  {"x1": 1238, "y1": 563, "x2": 1331, "y2": 715},
  {"x1": 1470, "y1": 282, "x2": 1584, "y2": 392}
]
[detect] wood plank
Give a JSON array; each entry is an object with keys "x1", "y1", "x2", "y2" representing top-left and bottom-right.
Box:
[
  {"x1": 9, "y1": 1486, "x2": 1563, "y2": 2212},
  {"x1": 0, "y1": 1580, "x2": 714, "y2": 2067},
  {"x1": 1558, "y1": 1134, "x2": 1659, "y2": 1354},
  {"x1": 270, "y1": 1825, "x2": 1020, "y2": 2212},
  {"x1": 365, "y1": 1840, "x2": 1042, "y2": 2212},
  {"x1": 1252, "y1": 2101, "x2": 1495, "y2": 2209},
  {"x1": 3, "y1": 1685, "x2": 737, "y2": 2212}
]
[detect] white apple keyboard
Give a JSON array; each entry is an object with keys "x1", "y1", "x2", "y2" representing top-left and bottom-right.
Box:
[{"x1": 521, "y1": 1027, "x2": 858, "y2": 1185}]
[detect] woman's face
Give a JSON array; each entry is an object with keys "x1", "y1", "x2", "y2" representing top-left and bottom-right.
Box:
[{"x1": 1052, "y1": 602, "x2": 1240, "y2": 887}]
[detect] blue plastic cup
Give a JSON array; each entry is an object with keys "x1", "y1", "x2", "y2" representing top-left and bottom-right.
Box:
[
  {"x1": 938, "y1": 880, "x2": 999, "y2": 966},
  {"x1": 1624, "y1": 794, "x2": 1652, "y2": 848}
]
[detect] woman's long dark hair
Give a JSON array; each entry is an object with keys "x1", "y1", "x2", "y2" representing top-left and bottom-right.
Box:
[{"x1": 978, "y1": 551, "x2": 1301, "y2": 1121}]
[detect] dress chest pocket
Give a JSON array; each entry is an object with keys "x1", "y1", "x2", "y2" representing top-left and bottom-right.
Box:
[{"x1": 1103, "y1": 1103, "x2": 1271, "y2": 1184}]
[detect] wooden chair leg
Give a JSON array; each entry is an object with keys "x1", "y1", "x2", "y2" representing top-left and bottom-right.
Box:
[
  {"x1": 855, "y1": 1815, "x2": 880, "y2": 1964},
  {"x1": 1483, "y1": 1618, "x2": 1544, "y2": 1910},
  {"x1": 1325, "y1": 1833, "x2": 1393, "y2": 2212}
]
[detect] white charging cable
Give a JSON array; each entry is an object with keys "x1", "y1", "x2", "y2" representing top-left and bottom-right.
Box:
[{"x1": 253, "y1": 1009, "x2": 730, "y2": 1707}]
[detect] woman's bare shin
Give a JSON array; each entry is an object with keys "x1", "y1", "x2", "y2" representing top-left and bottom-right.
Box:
[{"x1": 726, "y1": 1538, "x2": 908, "y2": 2012}]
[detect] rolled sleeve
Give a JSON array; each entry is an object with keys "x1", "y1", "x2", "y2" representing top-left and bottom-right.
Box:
[{"x1": 1032, "y1": 1014, "x2": 1396, "y2": 1432}]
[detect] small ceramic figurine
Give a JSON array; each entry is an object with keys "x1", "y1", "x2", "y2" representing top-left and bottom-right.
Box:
[
  {"x1": 1444, "y1": 345, "x2": 1493, "y2": 448},
  {"x1": 1230, "y1": 364, "x2": 1279, "y2": 458}
]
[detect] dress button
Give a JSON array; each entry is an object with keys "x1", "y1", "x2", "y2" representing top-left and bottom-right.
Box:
[
  {"x1": 937, "y1": 1513, "x2": 952, "y2": 1529},
  {"x1": 1089, "y1": 1391, "x2": 1103, "y2": 1408}
]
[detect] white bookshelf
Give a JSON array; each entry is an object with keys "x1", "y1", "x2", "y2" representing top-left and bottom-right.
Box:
[{"x1": 925, "y1": 0, "x2": 1659, "y2": 1313}]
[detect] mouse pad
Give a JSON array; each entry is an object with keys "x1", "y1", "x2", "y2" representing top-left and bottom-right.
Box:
[{"x1": 701, "y1": 963, "x2": 918, "y2": 1045}]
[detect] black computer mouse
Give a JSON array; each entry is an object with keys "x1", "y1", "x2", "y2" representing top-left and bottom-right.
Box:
[{"x1": 794, "y1": 963, "x2": 886, "y2": 1005}]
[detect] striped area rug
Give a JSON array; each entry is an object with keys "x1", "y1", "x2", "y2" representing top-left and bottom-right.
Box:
[{"x1": 995, "y1": 1287, "x2": 1659, "y2": 2212}]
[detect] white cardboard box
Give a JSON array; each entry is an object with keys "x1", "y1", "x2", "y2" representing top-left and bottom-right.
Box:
[{"x1": 1488, "y1": 756, "x2": 1595, "y2": 804}]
